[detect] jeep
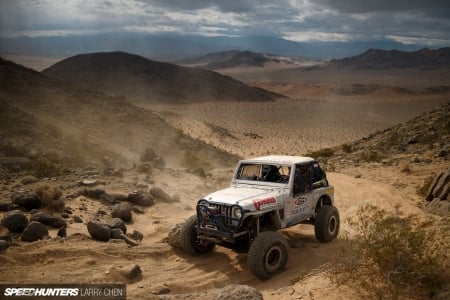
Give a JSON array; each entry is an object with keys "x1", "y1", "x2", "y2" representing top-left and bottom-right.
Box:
[{"x1": 180, "y1": 155, "x2": 339, "y2": 279}]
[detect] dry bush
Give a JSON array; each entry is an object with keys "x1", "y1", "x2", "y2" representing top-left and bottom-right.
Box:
[
  {"x1": 35, "y1": 185, "x2": 64, "y2": 211},
  {"x1": 30, "y1": 157, "x2": 63, "y2": 178},
  {"x1": 326, "y1": 205, "x2": 450, "y2": 300},
  {"x1": 360, "y1": 151, "x2": 383, "y2": 163},
  {"x1": 399, "y1": 160, "x2": 411, "y2": 173}
]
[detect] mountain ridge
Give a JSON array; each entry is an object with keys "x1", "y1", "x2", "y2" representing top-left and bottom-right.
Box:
[
  {"x1": 42, "y1": 51, "x2": 284, "y2": 104},
  {"x1": 331, "y1": 47, "x2": 450, "y2": 69}
]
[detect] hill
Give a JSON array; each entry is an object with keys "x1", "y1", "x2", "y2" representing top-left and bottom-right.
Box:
[
  {"x1": 0, "y1": 56, "x2": 238, "y2": 173},
  {"x1": 179, "y1": 50, "x2": 317, "y2": 69},
  {"x1": 331, "y1": 47, "x2": 450, "y2": 69},
  {"x1": 42, "y1": 51, "x2": 283, "y2": 104}
]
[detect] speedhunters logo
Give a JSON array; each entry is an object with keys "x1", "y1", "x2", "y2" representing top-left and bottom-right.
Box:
[{"x1": 1, "y1": 284, "x2": 126, "y2": 299}]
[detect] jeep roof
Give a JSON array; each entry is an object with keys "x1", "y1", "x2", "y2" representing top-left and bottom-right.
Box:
[{"x1": 239, "y1": 155, "x2": 315, "y2": 165}]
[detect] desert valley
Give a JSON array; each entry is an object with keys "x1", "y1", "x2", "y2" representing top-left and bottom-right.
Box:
[{"x1": 0, "y1": 47, "x2": 450, "y2": 299}]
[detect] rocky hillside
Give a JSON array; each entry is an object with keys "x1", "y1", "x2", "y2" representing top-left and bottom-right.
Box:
[
  {"x1": 310, "y1": 102, "x2": 449, "y2": 170},
  {"x1": 0, "y1": 57, "x2": 238, "y2": 175},
  {"x1": 42, "y1": 51, "x2": 283, "y2": 104},
  {"x1": 331, "y1": 47, "x2": 450, "y2": 69}
]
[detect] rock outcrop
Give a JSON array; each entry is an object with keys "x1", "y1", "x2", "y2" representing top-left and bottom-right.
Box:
[{"x1": 425, "y1": 167, "x2": 450, "y2": 216}]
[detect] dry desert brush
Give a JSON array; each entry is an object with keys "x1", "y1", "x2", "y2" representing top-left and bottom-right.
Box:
[
  {"x1": 35, "y1": 185, "x2": 64, "y2": 211},
  {"x1": 326, "y1": 205, "x2": 450, "y2": 299}
]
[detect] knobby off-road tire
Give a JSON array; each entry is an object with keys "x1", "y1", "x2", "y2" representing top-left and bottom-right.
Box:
[
  {"x1": 314, "y1": 205, "x2": 340, "y2": 243},
  {"x1": 179, "y1": 215, "x2": 215, "y2": 255},
  {"x1": 247, "y1": 231, "x2": 289, "y2": 280}
]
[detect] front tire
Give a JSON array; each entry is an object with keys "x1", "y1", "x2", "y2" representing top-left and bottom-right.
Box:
[
  {"x1": 314, "y1": 205, "x2": 340, "y2": 243},
  {"x1": 247, "y1": 231, "x2": 289, "y2": 280},
  {"x1": 179, "y1": 215, "x2": 215, "y2": 255}
]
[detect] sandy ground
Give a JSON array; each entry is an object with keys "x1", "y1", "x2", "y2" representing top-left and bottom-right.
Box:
[
  {"x1": 148, "y1": 96, "x2": 447, "y2": 158},
  {"x1": 0, "y1": 163, "x2": 442, "y2": 299}
]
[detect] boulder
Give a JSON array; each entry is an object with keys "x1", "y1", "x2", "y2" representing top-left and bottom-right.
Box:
[
  {"x1": 432, "y1": 168, "x2": 450, "y2": 199},
  {"x1": 21, "y1": 221, "x2": 48, "y2": 242},
  {"x1": 128, "y1": 192, "x2": 154, "y2": 207},
  {"x1": 87, "y1": 221, "x2": 111, "y2": 242},
  {"x1": 129, "y1": 230, "x2": 143, "y2": 242},
  {"x1": 11, "y1": 191, "x2": 41, "y2": 210},
  {"x1": 107, "y1": 218, "x2": 127, "y2": 234},
  {"x1": 167, "y1": 223, "x2": 182, "y2": 248},
  {"x1": 1, "y1": 210, "x2": 29, "y2": 233},
  {"x1": 111, "y1": 228, "x2": 124, "y2": 239},
  {"x1": 111, "y1": 203, "x2": 132, "y2": 222},
  {"x1": 121, "y1": 264, "x2": 142, "y2": 282},
  {"x1": 426, "y1": 172, "x2": 443, "y2": 201},
  {"x1": 214, "y1": 284, "x2": 264, "y2": 300},
  {"x1": 100, "y1": 193, "x2": 117, "y2": 204},
  {"x1": 438, "y1": 181, "x2": 450, "y2": 201},
  {"x1": 426, "y1": 198, "x2": 450, "y2": 216},
  {"x1": 0, "y1": 240, "x2": 9, "y2": 251},
  {"x1": 150, "y1": 187, "x2": 174, "y2": 203},
  {"x1": 86, "y1": 188, "x2": 106, "y2": 199},
  {"x1": 0, "y1": 199, "x2": 15, "y2": 212},
  {"x1": 57, "y1": 226, "x2": 66, "y2": 238},
  {"x1": 30, "y1": 211, "x2": 66, "y2": 228}
]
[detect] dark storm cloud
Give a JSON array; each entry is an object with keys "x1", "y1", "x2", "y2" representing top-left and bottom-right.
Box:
[
  {"x1": 139, "y1": 0, "x2": 257, "y2": 13},
  {"x1": 0, "y1": 0, "x2": 448, "y2": 47},
  {"x1": 316, "y1": 0, "x2": 450, "y2": 16}
]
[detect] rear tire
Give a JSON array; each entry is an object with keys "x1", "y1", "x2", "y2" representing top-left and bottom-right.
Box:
[
  {"x1": 179, "y1": 215, "x2": 215, "y2": 255},
  {"x1": 247, "y1": 231, "x2": 289, "y2": 280},
  {"x1": 314, "y1": 205, "x2": 340, "y2": 243}
]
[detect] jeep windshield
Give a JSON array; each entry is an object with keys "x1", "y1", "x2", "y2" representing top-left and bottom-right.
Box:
[{"x1": 235, "y1": 163, "x2": 291, "y2": 184}]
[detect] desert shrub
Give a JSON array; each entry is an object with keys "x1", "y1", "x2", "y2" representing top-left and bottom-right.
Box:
[
  {"x1": 30, "y1": 157, "x2": 63, "y2": 178},
  {"x1": 326, "y1": 205, "x2": 450, "y2": 300},
  {"x1": 341, "y1": 143, "x2": 353, "y2": 153},
  {"x1": 399, "y1": 160, "x2": 411, "y2": 173},
  {"x1": 306, "y1": 148, "x2": 334, "y2": 158},
  {"x1": 35, "y1": 185, "x2": 64, "y2": 211},
  {"x1": 137, "y1": 162, "x2": 153, "y2": 175},
  {"x1": 417, "y1": 175, "x2": 435, "y2": 197},
  {"x1": 360, "y1": 151, "x2": 383, "y2": 163}
]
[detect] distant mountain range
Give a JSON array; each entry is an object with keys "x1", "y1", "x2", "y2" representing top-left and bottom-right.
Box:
[
  {"x1": 178, "y1": 50, "x2": 320, "y2": 69},
  {"x1": 42, "y1": 51, "x2": 283, "y2": 104},
  {"x1": 0, "y1": 32, "x2": 438, "y2": 60},
  {"x1": 331, "y1": 47, "x2": 450, "y2": 69}
]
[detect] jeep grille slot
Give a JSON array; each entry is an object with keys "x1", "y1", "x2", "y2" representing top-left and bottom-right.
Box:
[{"x1": 209, "y1": 203, "x2": 232, "y2": 225}]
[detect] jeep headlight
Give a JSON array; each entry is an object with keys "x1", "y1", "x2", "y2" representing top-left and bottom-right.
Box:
[{"x1": 232, "y1": 207, "x2": 242, "y2": 219}]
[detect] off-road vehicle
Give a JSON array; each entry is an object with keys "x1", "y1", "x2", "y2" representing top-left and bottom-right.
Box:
[{"x1": 180, "y1": 155, "x2": 339, "y2": 279}]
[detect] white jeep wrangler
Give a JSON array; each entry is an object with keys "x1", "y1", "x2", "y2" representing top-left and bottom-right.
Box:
[{"x1": 180, "y1": 155, "x2": 339, "y2": 279}]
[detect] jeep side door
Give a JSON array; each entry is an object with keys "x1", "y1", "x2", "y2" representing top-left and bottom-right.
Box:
[{"x1": 285, "y1": 163, "x2": 315, "y2": 226}]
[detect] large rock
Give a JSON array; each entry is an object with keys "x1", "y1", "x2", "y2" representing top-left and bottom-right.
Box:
[
  {"x1": 128, "y1": 192, "x2": 154, "y2": 207},
  {"x1": 87, "y1": 221, "x2": 111, "y2": 242},
  {"x1": 1, "y1": 210, "x2": 29, "y2": 233},
  {"x1": 431, "y1": 168, "x2": 450, "y2": 200},
  {"x1": 111, "y1": 203, "x2": 132, "y2": 222},
  {"x1": 167, "y1": 223, "x2": 182, "y2": 248},
  {"x1": 11, "y1": 191, "x2": 41, "y2": 210},
  {"x1": 214, "y1": 284, "x2": 264, "y2": 300},
  {"x1": 0, "y1": 199, "x2": 15, "y2": 212},
  {"x1": 426, "y1": 198, "x2": 450, "y2": 216},
  {"x1": 21, "y1": 221, "x2": 48, "y2": 242},
  {"x1": 30, "y1": 211, "x2": 66, "y2": 228},
  {"x1": 0, "y1": 240, "x2": 9, "y2": 251},
  {"x1": 107, "y1": 218, "x2": 127, "y2": 234},
  {"x1": 150, "y1": 187, "x2": 174, "y2": 203}
]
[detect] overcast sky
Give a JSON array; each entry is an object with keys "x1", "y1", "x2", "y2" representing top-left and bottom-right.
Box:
[{"x1": 1, "y1": 0, "x2": 449, "y2": 47}]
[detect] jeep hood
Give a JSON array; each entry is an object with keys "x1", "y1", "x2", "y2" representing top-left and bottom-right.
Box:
[{"x1": 202, "y1": 185, "x2": 284, "y2": 206}]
